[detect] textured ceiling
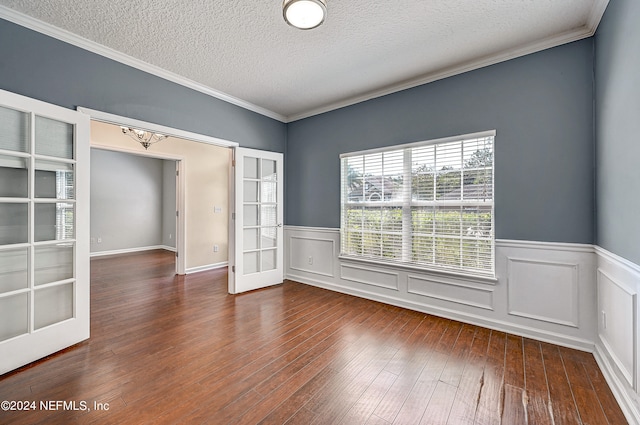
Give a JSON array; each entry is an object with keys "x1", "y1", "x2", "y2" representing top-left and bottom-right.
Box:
[{"x1": 0, "y1": 0, "x2": 607, "y2": 121}]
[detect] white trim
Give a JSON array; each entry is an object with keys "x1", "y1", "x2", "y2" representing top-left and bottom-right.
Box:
[
  {"x1": 186, "y1": 261, "x2": 228, "y2": 274},
  {"x1": 587, "y1": 0, "x2": 611, "y2": 33},
  {"x1": 339, "y1": 255, "x2": 498, "y2": 284},
  {"x1": 285, "y1": 225, "x2": 339, "y2": 233},
  {"x1": 287, "y1": 26, "x2": 602, "y2": 122},
  {"x1": 595, "y1": 245, "x2": 640, "y2": 275},
  {"x1": 0, "y1": 6, "x2": 286, "y2": 123},
  {"x1": 0, "y1": 5, "x2": 607, "y2": 123},
  {"x1": 90, "y1": 245, "x2": 173, "y2": 258},
  {"x1": 78, "y1": 107, "x2": 239, "y2": 148},
  {"x1": 594, "y1": 344, "x2": 640, "y2": 425},
  {"x1": 497, "y1": 238, "x2": 595, "y2": 253}
]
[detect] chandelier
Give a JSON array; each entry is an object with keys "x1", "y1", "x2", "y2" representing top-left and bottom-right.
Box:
[{"x1": 120, "y1": 127, "x2": 169, "y2": 150}]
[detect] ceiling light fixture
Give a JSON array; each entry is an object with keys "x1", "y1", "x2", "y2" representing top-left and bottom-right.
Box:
[
  {"x1": 283, "y1": 0, "x2": 326, "y2": 30},
  {"x1": 120, "y1": 127, "x2": 169, "y2": 150}
]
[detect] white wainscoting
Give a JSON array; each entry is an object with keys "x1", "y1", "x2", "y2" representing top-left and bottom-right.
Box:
[
  {"x1": 285, "y1": 226, "x2": 596, "y2": 351},
  {"x1": 594, "y1": 247, "x2": 640, "y2": 425}
]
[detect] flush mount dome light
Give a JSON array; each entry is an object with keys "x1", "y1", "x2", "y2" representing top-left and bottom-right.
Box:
[{"x1": 283, "y1": 0, "x2": 327, "y2": 30}]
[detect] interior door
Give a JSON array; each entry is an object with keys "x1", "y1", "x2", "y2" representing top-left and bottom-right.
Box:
[
  {"x1": 0, "y1": 89, "x2": 90, "y2": 374},
  {"x1": 229, "y1": 147, "x2": 283, "y2": 294}
]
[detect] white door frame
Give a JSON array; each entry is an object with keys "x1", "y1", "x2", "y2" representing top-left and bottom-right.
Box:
[{"x1": 77, "y1": 107, "x2": 239, "y2": 276}]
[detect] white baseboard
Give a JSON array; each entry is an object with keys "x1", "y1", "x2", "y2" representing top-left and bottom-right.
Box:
[
  {"x1": 186, "y1": 261, "x2": 228, "y2": 274},
  {"x1": 595, "y1": 343, "x2": 640, "y2": 425},
  {"x1": 90, "y1": 245, "x2": 174, "y2": 258}
]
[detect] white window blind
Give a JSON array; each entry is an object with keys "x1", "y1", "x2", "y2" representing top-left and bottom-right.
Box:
[{"x1": 340, "y1": 131, "x2": 495, "y2": 277}]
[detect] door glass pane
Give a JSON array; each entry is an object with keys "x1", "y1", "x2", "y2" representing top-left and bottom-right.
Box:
[
  {"x1": 261, "y1": 205, "x2": 277, "y2": 226},
  {"x1": 0, "y1": 293, "x2": 28, "y2": 342},
  {"x1": 243, "y1": 251, "x2": 259, "y2": 275},
  {"x1": 261, "y1": 227, "x2": 277, "y2": 248},
  {"x1": 34, "y1": 282, "x2": 73, "y2": 330},
  {"x1": 0, "y1": 203, "x2": 28, "y2": 245},
  {"x1": 261, "y1": 181, "x2": 276, "y2": 203},
  {"x1": 243, "y1": 181, "x2": 259, "y2": 202},
  {"x1": 262, "y1": 159, "x2": 276, "y2": 180},
  {"x1": 35, "y1": 202, "x2": 74, "y2": 242},
  {"x1": 262, "y1": 249, "x2": 276, "y2": 272},
  {"x1": 35, "y1": 160, "x2": 75, "y2": 199},
  {"x1": 243, "y1": 205, "x2": 258, "y2": 226},
  {"x1": 244, "y1": 156, "x2": 258, "y2": 179},
  {"x1": 35, "y1": 116, "x2": 74, "y2": 159},
  {"x1": 243, "y1": 228, "x2": 259, "y2": 250},
  {"x1": 0, "y1": 105, "x2": 29, "y2": 153},
  {"x1": 0, "y1": 155, "x2": 28, "y2": 198},
  {"x1": 0, "y1": 248, "x2": 28, "y2": 294},
  {"x1": 35, "y1": 244, "x2": 73, "y2": 286}
]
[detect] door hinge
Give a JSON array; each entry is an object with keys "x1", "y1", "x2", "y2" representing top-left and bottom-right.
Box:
[
  {"x1": 232, "y1": 265, "x2": 235, "y2": 273},
  {"x1": 232, "y1": 212, "x2": 235, "y2": 220},
  {"x1": 232, "y1": 160, "x2": 236, "y2": 167},
  {"x1": 176, "y1": 170, "x2": 179, "y2": 176},
  {"x1": 176, "y1": 210, "x2": 179, "y2": 217},
  {"x1": 175, "y1": 251, "x2": 178, "y2": 258}
]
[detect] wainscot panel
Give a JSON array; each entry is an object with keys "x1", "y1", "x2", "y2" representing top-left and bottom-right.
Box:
[
  {"x1": 407, "y1": 274, "x2": 494, "y2": 310},
  {"x1": 507, "y1": 257, "x2": 579, "y2": 327},
  {"x1": 594, "y1": 247, "x2": 640, "y2": 425}
]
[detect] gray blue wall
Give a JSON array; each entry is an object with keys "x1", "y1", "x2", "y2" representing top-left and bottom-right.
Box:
[
  {"x1": 0, "y1": 18, "x2": 285, "y2": 153},
  {"x1": 595, "y1": 0, "x2": 640, "y2": 265},
  {"x1": 286, "y1": 40, "x2": 595, "y2": 244}
]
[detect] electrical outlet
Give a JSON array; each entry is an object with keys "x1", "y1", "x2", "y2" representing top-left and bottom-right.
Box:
[
  {"x1": 169, "y1": 233, "x2": 172, "y2": 240},
  {"x1": 214, "y1": 244, "x2": 219, "y2": 252},
  {"x1": 214, "y1": 206, "x2": 222, "y2": 213},
  {"x1": 97, "y1": 237, "x2": 102, "y2": 244},
  {"x1": 308, "y1": 256, "x2": 313, "y2": 265},
  {"x1": 602, "y1": 311, "x2": 607, "y2": 329}
]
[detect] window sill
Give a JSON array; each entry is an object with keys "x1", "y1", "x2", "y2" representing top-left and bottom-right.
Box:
[{"x1": 338, "y1": 255, "x2": 498, "y2": 285}]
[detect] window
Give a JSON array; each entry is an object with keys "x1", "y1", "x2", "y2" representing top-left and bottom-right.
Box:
[{"x1": 340, "y1": 131, "x2": 495, "y2": 277}]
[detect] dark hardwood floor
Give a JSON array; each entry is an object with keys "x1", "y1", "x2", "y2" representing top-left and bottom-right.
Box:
[{"x1": 0, "y1": 250, "x2": 627, "y2": 424}]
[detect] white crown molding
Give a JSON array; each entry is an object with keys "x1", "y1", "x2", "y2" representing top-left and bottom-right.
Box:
[
  {"x1": 0, "y1": 5, "x2": 288, "y2": 123},
  {"x1": 587, "y1": 0, "x2": 610, "y2": 33},
  {"x1": 287, "y1": 25, "x2": 601, "y2": 122},
  {"x1": 0, "y1": 3, "x2": 608, "y2": 124}
]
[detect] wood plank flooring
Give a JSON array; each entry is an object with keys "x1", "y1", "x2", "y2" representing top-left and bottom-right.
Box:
[{"x1": 0, "y1": 250, "x2": 628, "y2": 424}]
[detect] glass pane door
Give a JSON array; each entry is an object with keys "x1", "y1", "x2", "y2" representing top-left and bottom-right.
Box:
[
  {"x1": 232, "y1": 148, "x2": 283, "y2": 294},
  {"x1": 0, "y1": 89, "x2": 89, "y2": 375}
]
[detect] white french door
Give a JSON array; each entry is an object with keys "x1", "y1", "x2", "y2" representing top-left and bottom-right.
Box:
[
  {"x1": 0, "y1": 89, "x2": 89, "y2": 375},
  {"x1": 229, "y1": 148, "x2": 283, "y2": 294}
]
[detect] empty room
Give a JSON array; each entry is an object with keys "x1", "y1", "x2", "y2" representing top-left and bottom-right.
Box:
[{"x1": 0, "y1": 0, "x2": 638, "y2": 423}]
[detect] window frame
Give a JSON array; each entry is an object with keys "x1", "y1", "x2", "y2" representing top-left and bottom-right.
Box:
[{"x1": 339, "y1": 130, "x2": 496, "y2": 279}]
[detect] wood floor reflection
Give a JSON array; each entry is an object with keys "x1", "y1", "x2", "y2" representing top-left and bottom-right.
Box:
[{"x1": 0, "y1": 250, "x2": 627, "y2": 424}]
